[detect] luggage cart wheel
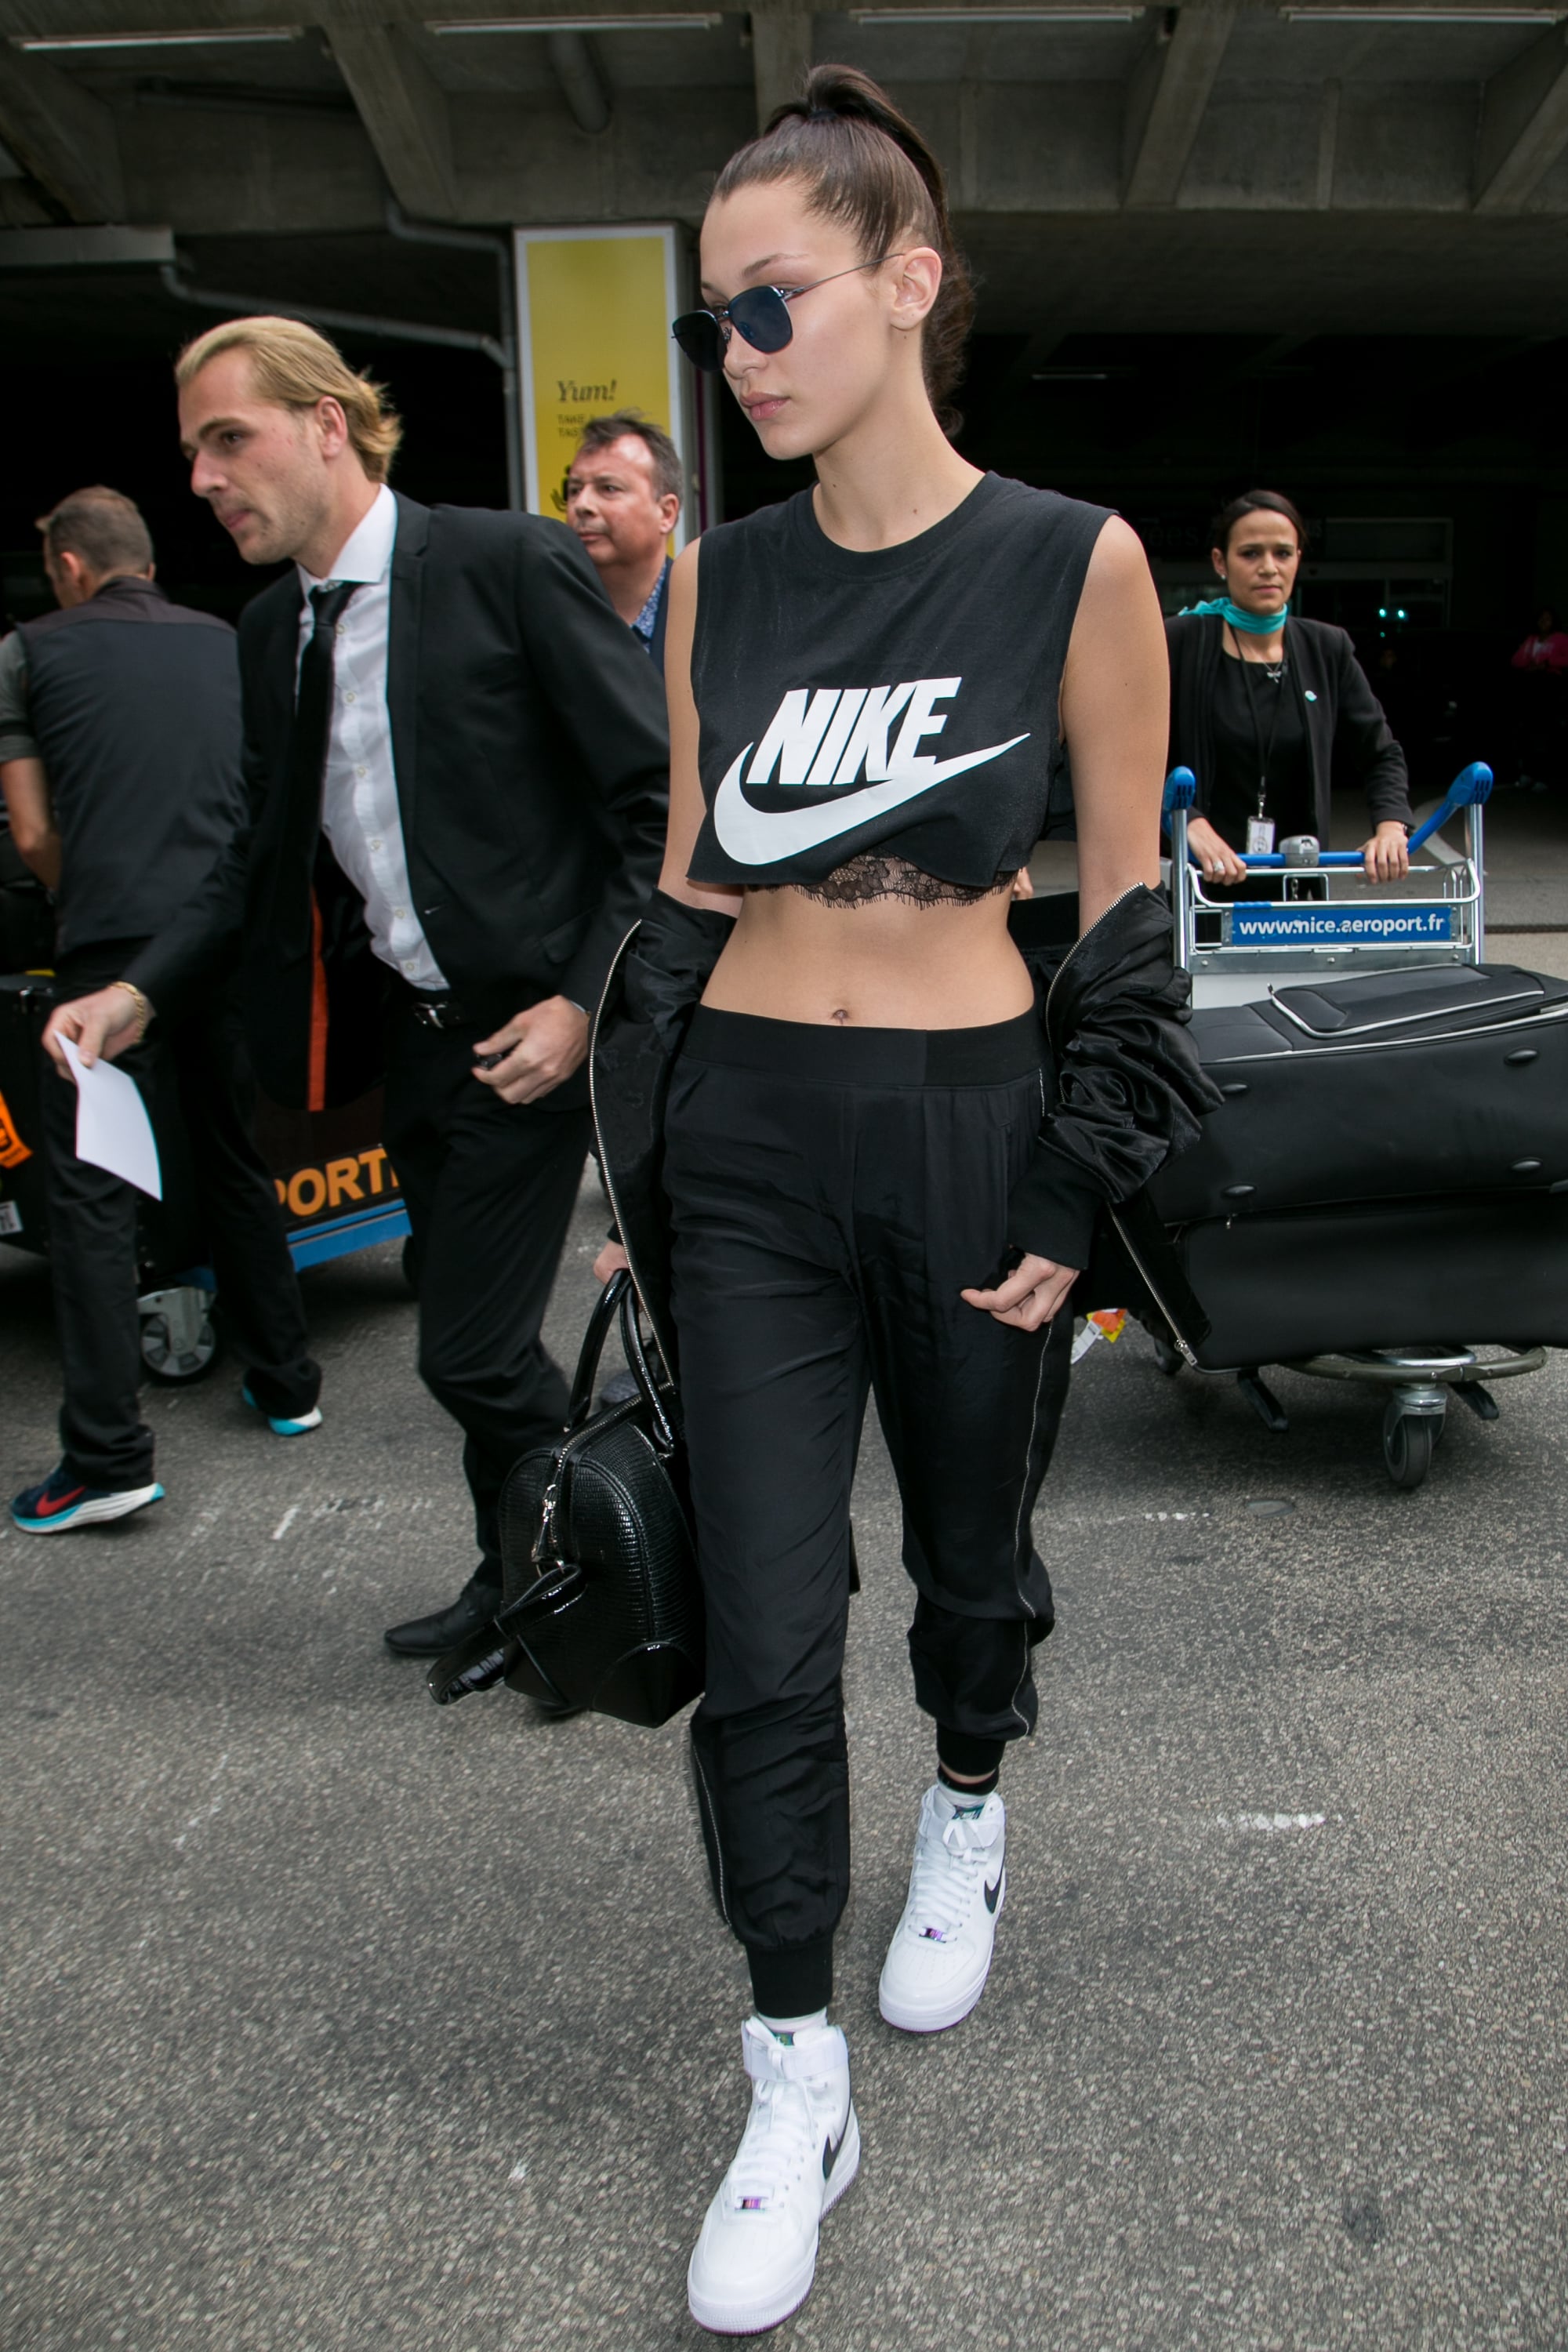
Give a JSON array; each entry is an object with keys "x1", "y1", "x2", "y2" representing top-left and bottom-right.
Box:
[
  {"x1": 1381, "y1": 1401, "x2": 1437, "y2": 1490},
  {"x1": 1237, "y1": 1369, "x2": 1290, "y2": 1433},
  {"x1": 138, "y1": 1284, "x2": 221, "y2": 1384},
  {"x1": 1152, "y1": 1335, "x2": 1184, "y2": 1377},
  {"x1": 1454, "y1": 1379, "x2": 1500, "y2": 1423}
]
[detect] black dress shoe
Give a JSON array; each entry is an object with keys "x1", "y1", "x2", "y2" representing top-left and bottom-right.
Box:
[{"x1": 384, "y1": 1577, "x2": 500, "y2": 1659}]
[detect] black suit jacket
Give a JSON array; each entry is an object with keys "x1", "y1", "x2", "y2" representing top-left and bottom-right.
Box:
[
  {"x1": 1165, "y1": 612, "x2": 1413, "y2": 845},
  {"x1": 128, "y1": 495, "x2": 670, "y2": 1108}
]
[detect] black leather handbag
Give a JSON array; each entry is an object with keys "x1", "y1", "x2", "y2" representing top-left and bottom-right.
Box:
[{"x1": 427, "y1": 1270, "x2": 703, "y2": 1728}]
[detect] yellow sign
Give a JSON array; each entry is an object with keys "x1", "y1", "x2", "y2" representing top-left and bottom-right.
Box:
[{"x1": 514, "y1": 225, "x2": 689, "y2": 542}]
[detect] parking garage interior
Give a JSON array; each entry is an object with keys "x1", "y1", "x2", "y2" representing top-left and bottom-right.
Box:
[{"x1": 5, "y1": 2, "x2": 1568, "y2": 798}]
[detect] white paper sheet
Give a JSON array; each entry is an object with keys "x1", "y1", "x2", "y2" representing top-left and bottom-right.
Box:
[{"x1": 60, "y1": 1036, "x2": 162, "y2": 1200}]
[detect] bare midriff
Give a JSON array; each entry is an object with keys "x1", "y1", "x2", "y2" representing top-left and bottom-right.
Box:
[{"x1": 699, "y1": 875, "x2": 1037, "y2": 1031}]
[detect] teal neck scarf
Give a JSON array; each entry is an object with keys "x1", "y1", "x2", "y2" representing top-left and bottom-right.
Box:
[{"x1": 1181, "y1": 595, "x2": 1290, "y2": 637}]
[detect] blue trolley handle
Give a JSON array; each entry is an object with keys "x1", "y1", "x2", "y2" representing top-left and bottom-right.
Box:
[
  {"x1": 1406, "y1": 760, "x2": 1492, "y2": 855},
  {"x1": 1163, "y1": 760, "x2": 1494, "y2": 868}
]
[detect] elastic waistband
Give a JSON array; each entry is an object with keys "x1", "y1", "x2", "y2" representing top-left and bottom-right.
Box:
[{"x1": 682, "y1": 1005, "x2": 1044, "y2": 1087}]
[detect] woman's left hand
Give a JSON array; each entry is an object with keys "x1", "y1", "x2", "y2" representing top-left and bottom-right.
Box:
[
  {"x1": 961, "y1": 1252, "x2": 1080, "y2": 1330},
  {"x1": 1361, "y1": 822, "x2": 1410, "y2": 882}
]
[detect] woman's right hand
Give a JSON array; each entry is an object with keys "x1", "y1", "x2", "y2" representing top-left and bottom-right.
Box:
[
  {"x1": 593, "y1": 1240, "x2": 630, "y2": 1285},
  {"x1": 1186, "y1": 816, "x2": 1248, "y2": 885}
]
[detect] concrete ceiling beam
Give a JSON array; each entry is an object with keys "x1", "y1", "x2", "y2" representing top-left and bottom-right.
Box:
[
  {"x1": 320, "y1": 7, "x2": 458, "y2": 219},
  {"x1": 752, "y1": 5, "x2": 813, "y2": 132},
  {"x1": 1123, "y1": 0, "x2": 1239, "y2": 210},
  {"x1": 0, "y1": 42, "x2": 125, "y2": 223},
  {"x1": 1474, "y1": 22, "x2": 1568, "y2": 212},
  {"x1": 546, "y1": 28, "x2": 612, "y2": 135}
]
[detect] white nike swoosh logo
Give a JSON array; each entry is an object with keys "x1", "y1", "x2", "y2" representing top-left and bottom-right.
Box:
[{"x1": 713, "y1": 735, "x2": 1030, "y2": 866}]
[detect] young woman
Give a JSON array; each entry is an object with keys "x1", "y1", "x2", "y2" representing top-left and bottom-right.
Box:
[
  {"x1": 1171, "y1": 492, "x2": 1414, "y2": 886},
  {"x1": 593, "y1": 66, "x2": 1212, "y2": 2336}
]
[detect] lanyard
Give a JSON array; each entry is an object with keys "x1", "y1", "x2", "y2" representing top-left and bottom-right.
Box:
[{"x1": 1227, "y1": 622, "x2": 1287, "y2": 818}]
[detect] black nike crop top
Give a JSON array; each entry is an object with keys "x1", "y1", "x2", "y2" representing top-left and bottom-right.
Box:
[{"x1": 686, "y1": 471, "x2": 1112, "y2": 902}]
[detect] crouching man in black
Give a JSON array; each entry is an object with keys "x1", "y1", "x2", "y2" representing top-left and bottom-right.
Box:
[{"x1": 50, "y1": 321, "x2": 669, "y2": 1650}]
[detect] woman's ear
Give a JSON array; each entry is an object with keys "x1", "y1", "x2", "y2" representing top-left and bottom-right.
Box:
[
  {"x1": 1210, "y1": 545, "x2": 1227, "y2": 583},
  {"x1": 889, "y1": 246, "x2": 942, "y2": 332}
]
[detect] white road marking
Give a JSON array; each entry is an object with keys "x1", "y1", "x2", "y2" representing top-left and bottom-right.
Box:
[
  {"x1": 272, "y1": 1505, "x2": 299, "y2": 1541},
  {"x1": 1217, "y1": 1811, "x2": 1327, "y2": 1833}
]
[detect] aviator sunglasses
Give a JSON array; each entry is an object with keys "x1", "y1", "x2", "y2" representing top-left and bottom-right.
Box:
[{"x1": 672, "y1": 255, "x2": 896, "y2": 374}]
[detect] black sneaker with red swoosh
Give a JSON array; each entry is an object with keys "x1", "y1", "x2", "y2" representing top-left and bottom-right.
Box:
[{"x1": 11, "y1": 1463, "x2": 165, "y2": 1534}]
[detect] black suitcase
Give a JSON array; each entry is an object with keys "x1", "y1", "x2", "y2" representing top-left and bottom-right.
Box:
[{"x1": 1088, "y1": 962, "x2": 1568, "y2": 1368}]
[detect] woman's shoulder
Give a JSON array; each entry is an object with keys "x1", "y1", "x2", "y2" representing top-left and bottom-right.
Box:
[
  {"x1": 1287, "y1": 614, "x2": 1354, "y2": 659},
  {"x1": 694, "y1": 492, "x2": 804, "y2": 566},
  {"x1": 982, "y1": 472, "x2": 1115, "y2": 546}
]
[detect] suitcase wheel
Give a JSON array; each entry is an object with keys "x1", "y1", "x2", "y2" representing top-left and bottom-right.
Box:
[
  {"x1": 139, "y1": 1285, "x2": 221, "y2": 1384},
  {"x1": 1381, "y1": 1402, "x2": 1437, "y2": 1492}
]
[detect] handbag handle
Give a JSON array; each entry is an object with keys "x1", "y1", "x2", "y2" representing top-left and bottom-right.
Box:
[
  {"x1": 564, "y1": 1267, "x2": 678, "y2": 1454},
  {"x1": 619, "y1": 1280, "x2": 677, "y2": 1455},
  {"x1": 566, "y1": 1267, "x2": 634, "y2": 1428}
]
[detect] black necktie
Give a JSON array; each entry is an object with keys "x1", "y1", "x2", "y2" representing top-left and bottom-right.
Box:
[{"x1": 274, "y1": 580, "x2": 359, "y2": 958}]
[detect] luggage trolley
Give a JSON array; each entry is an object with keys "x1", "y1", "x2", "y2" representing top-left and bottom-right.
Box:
[{"x1": 1123, "y1": 761, "x2": 1554, "y2": 1490}]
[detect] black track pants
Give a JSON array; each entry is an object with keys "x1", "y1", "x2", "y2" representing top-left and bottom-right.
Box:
[{"x1": 664, "y1": 1007, "x2": 1073, "y2": 1980}]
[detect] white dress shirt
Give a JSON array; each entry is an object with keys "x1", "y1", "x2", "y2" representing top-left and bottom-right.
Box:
[{"x1": 296, "y1": 483, "x2": 449, "y2": 993}]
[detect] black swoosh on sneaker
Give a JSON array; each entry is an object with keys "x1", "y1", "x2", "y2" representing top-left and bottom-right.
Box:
[
  {"x1": 822, "y1": 2118, "x2": 849, "y2": 2180},
  {"x1": 984, "y1": 1870, "x2": 1004, "y2": 1915}
]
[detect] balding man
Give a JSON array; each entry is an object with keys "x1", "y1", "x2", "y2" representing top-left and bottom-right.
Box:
[{"x1": 2, "y1": 486, "x2": 319, "y2": 1534}]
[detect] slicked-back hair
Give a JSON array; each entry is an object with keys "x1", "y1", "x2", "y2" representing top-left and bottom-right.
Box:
[
  {"x1": 710, "y1": 62, "x2": 975, "y2": 439},
  {"x1": 175, "y1": 316, "x2": 402, "y2": 482},
  {"x1": 574, "y1": 410, "x2": 684, "y2": 505},
  {"x1": 1210, "y1": 489, "x2": 1311, "y2": 557},
  {"x1": 36, "y1": 485, "x2": 153, "y2": 578}
]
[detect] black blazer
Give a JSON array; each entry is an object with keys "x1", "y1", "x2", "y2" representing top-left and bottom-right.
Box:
[
  {"x1": 129, "y1": 495, "x2": 669, "y2": 1108},
  {"x1": 1165, "y1": 612, "x2": 1413, "y2": 844}
]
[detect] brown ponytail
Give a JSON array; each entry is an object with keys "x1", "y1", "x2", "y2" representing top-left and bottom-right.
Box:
[{"x1": 710, "y1": 64, "x2": 975, "y2": 438}]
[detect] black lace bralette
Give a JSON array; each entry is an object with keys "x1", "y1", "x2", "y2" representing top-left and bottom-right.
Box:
[{"x1": 753, "y1": 853, "x2": 1016, "y2": 908}]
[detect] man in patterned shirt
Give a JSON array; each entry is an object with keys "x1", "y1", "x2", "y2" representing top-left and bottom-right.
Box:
[{"x1": 564, "y1": 412, "x2": 683, "y2": 673}]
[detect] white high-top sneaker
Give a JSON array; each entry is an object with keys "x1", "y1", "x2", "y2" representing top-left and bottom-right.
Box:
[
  {"x1": 687, "y1": 2015, "x2": 859, "y2": 2336},
  {"x1": 877, "y1": 1784, "x2": 1007, "y2": 2033}
]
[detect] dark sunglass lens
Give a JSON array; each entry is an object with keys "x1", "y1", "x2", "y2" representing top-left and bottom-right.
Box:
[
  {"x1": 672, "y1": 311, "x2": 724, "y2": 372},
  {"x1": 728, "y1": 285, "x2": 793, "y2": 355}
]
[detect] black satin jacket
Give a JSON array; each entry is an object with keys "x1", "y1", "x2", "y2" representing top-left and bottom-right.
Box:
[{"x1": 590, "y1": 885, "x2": 1220, "y2": 1370}]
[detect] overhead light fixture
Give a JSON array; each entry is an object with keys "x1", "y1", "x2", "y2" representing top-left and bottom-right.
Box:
[
  {"x1": 1279, "y1": 6, "x2": 1559, "y2": 19},
  {"x1": 431, "y1": 13, "x2": 719, "y2": 29},
  {"x1": 14, "y1": 24, "x2": 303, "y2": 49},
  {"x1": 851, "y1": 5, "x2": 1142, "y2": 17}
]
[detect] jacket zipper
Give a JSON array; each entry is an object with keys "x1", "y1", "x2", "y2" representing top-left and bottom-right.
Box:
[{"x1": 1043, "y1": 883, "x2": 1145, "y2": 1046}]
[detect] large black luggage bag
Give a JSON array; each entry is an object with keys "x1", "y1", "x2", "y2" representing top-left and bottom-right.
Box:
[{"x1": 1090, "y1": 962, "x2": 1568, "y2": 1367}]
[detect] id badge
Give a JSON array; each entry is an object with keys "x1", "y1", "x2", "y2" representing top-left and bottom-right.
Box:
[{"x1": 1247, "y1": 817, "x2": 1276, "y2": 856}]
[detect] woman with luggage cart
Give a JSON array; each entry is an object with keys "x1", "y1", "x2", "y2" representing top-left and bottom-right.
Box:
[
  {"x1": 1170, "y1": 490, "x2": 1416, "y2": 887},
  {"x1": 590, "y1": 63, "x2": 1214, "y2": 2336}
]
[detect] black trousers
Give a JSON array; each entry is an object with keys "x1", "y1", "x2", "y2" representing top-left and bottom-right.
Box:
[
  {"x1": 41, "y1": 955, "x2": 319, "y2": 1490},
  {"x1": 663, "y1": 1007, "x2": 1073, "y2": 2010},
  {"x1": 380, "y1": 1000, "x2": 592, "y2": 1586}
]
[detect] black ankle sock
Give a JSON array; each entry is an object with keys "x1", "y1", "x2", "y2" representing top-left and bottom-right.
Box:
[{"x1": 938, "y1": 1763, "x2": 999, "y2": 1798}]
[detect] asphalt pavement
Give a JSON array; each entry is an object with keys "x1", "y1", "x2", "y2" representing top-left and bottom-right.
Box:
[{"x1": 3, "y1": 1173, "x2": 1567, "y2": 2352}]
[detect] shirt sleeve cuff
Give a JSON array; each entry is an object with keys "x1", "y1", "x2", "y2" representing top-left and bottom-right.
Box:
[
  {"x1": 1006, "y1": 1143, "x2": 1106, "y2": 1270},
  {"x1": 0, "y1": 729, "x2": 40, "y2": 764}
]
